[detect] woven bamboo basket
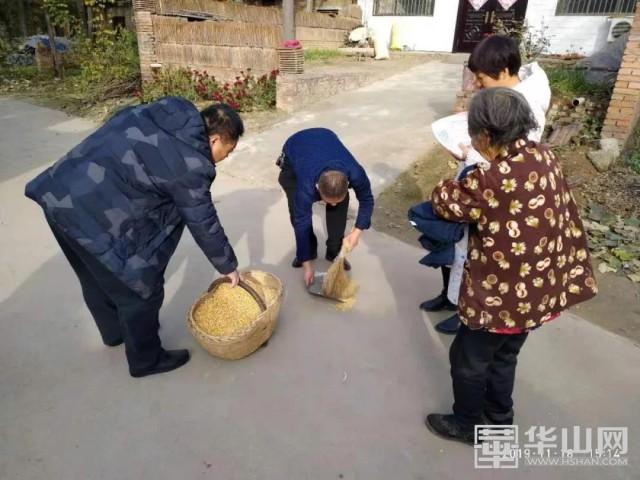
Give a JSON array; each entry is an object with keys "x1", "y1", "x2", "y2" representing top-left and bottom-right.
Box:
[
  {"x1": 277, "y1": 47, "x2": 304, "y2": 74},
  {"x1": 187, "y1": 270, "x2": 283, "y2": 360}
]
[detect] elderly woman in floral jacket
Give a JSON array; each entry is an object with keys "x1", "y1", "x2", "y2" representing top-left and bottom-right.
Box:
[{"x1": 425, "y1": 88, "x2": 597, "y2": 445}]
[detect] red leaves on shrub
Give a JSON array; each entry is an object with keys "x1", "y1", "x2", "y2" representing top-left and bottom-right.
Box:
[{"x1": 144, "y1": 67, "x2": 278, "y2": 112}]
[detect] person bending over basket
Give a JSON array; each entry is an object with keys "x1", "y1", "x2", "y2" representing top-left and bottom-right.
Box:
[
  {"x1": 277, "y1": 128, "x2": 374, "y2": 286},
  {"x1": 425, "y1": 88, "x2": 597, "y2": 445},
  {"x1": 25, "y1": 98, "x2": 243, "y2": 378}
]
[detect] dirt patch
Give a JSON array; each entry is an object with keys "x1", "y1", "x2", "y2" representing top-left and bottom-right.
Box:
[
  {"x1": 372, "y1": 145, "x2": 456, "y2": 244},
  {"x1": 559, "y1": 146, "x2": 640, "y2": 217},
  {"x1": 241, "y1": 109, "x2": 289, "y2": 135},
  {"x1": 373, "y1": 145, "x2": 640, "y2": 345}
]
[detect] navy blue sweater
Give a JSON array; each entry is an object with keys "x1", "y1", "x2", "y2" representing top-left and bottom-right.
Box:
[{"x1": 283, "y1": 128, "x2": 374, "y2": 263}]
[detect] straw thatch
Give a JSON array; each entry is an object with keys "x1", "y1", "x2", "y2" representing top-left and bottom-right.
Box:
[
  {"x1": 138, "y1": 0, "x2": 362, "y2": 82},
  {"x1": 297, "y1": 26, "x2": 348, "y2": 43},
  {"x1": 158, "y1": 0, "x2": 282, "y2": 24},
  {"x1": 296, "y1": 11, "x2": 360, "y2": 30},
  {"x1": 342, "y1": 4, "x2": 363, "y2": 19},
  {"x1": 153, "y1": 16, "x2": 283, "y2": 47},
  {"x1": 155, "y1": 43, "x2": 279, "y2": 71}
]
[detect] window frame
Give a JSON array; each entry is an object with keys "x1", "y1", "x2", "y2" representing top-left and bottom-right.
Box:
[
  {"x1": 373, "y1": 0, "x2": 435, "y2": 17},
  {"x1": 555, "y1": 0, "x2": 637, "y2": 16}
]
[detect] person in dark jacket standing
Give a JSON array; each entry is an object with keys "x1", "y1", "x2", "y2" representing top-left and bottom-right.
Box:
[
  {"x1": 25, "y1": 98, "x2": 243, "y2": 378},
  {"x1": 277, "y1": 128, "x2": 374, "y2": 286}
]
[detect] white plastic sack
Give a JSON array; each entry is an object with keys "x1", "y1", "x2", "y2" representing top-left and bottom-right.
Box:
[{"x1": 372, "y1": 28, "x2": 389, "y2": 60}]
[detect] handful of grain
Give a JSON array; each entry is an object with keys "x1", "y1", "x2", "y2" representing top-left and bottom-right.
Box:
[
  {"x1": 194, "y1": 283, "x2": 262, "y2": 337},
  {"x1": 322, "y1": 246, "x2": 358, "y2": 303}
]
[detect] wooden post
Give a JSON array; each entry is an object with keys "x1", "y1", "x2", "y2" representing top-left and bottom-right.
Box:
[
  {"x1": 75, "y1": 0, "x2": 89, "y2": 37},
  {"x1": 87, "y1": 6, "x2": 94, "y2": 37},
  {"x1": 283, "y1": 0, "x2": 295, "y2": 41},
  {"x1": 44, "y1": 12, "x2": 62, "y2": 78}
]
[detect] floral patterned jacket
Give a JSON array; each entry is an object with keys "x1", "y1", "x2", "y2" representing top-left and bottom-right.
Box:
[{"x1": 432, "y1": 139, "x2": 597, "y2": 332}]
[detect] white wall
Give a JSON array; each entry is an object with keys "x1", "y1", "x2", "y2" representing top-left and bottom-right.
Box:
[
  {"x1": 359, "y1": 0, "x2": 621, "y2": 55},
  {"x1": 525, "y1": 0, "x2": 620, "y2": 56},
  {"x1": 358, "y1": 0, "x2": 460, "y2": 52}
]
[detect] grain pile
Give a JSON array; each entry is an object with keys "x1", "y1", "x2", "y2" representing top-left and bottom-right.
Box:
[
  {"x1": 194, "y1": 283, "x2": 261, "y2": 337},
  {"x1": 322, "y1": 249, "x2": 358, "y2": 307}
]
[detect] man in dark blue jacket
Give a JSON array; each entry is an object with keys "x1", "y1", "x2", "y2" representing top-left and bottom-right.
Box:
[
  {"x1": 25, "y1": 98, "x2": 243, "y2": 378},
  {"x1": 277, "y1": 128, "x2": 374, "y2": 286}
]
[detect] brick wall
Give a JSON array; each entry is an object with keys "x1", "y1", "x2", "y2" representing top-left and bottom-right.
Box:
[
  {"x1": 133, "y1": 0, "x2": 158, "y2": 83},
  {"x1": 602, "y1": 1, "x2": 640, "y2": 148}
]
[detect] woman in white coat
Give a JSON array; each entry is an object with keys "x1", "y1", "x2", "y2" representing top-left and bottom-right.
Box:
[{"x1": 422, "y1": 35, "x2": 552, "y2": 335}]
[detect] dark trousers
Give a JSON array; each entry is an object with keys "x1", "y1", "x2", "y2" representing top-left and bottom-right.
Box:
[
  {"x1": 440, "y1": 266, "x2": 451, "y2": 296},
  {"x1": 278, "y1": 160, "x2": 350, "y2": 260},
  {"x1": 47, "y1": 219, "x2": 164, "y2": 371},
  {"x1": 450, "y1": 323, "x2": 528, "y2": 425}
]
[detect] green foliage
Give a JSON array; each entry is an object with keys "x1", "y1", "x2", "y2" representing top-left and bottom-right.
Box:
[
  {"x1": 546, "y1": 67, "x2": 612, "y2": 100},
  {"x1": 83, "y1": 0, "x2": 119, "y2": 30},
  {"x1": 493, "y1": 19, "x2": 551, "y2": 63},
  {"x1": 42, "y1": 0, "x2": 72, "y2": 27},
  {"x1": 628, "y1": 124, "x2": 640, "y2": 174},
  {"x1": 142, "y1": 68, "x2": 278, "y2": 112},
  {"x1": 0, "y1": 65, "x2": 42, "y2": 93},
  {"x1": 304, "y1": 49, "x2": 341, "y2": 62},
  {"x1": 582, "y1": 115, "x2": 605, "y2": 141},
  {"x1": 629, "y1": 153, "x2": 640, "y2": 174},
  {"x1": 142, "y1": 68, "x2": 198, "y2": 102},
  {"x1": 0, "y1": 25, "x2": 10, "y2": 62},
  {"x1": 73, "y1": 28, "x2": 140, "y2": 99},
  {"x1": 84, "y1": 0, "x2": 117, "y2": 7}
]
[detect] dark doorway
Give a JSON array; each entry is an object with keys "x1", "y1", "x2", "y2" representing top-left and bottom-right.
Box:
[{"x1": 453, "y1": 0, "x2": 529, "y2": 53}]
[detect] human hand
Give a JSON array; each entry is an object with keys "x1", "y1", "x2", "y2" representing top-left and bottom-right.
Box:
[
  {"x1": 225, "y1": 270, "x2": 240, "y2": 288},
  {"x1": 303, "y1": 261, "x2": 314, "y2": 287},
  {"x1": 344, "y1": 228, "x2": 362, "y2": 252},
  {"x1": 456, "y1": 143, "x2": 471, "y2": 161}
]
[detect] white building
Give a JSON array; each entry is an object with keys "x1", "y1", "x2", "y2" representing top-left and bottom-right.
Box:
[{"x1": 358, "y1": 0, "x2": 637, "y2": 56}]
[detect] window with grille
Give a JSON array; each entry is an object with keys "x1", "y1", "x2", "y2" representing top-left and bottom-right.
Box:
[
  {"x1": 556, "y1": 0, "x2": 637, "y2": 16},
  {"x1": 373, "y1": 0, "x2": 435, "y2": 16}
]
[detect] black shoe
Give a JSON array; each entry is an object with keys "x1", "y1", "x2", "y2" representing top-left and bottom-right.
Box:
[
  {"x1": 419, "y1": 293, "x2": 456, "y2": 312},
  {"x1": 104, "y1": 337, "x2": 124, "y2": 347},
  {"x1": 435, "y1": 314, "x2": 461, "y2": 335},
  {"x1": 292, "y1": 256, "x2": 317, "y2": 268},
  {"x1": 326, "y1": 253, "x2": 351, "y2": 271},
  {"x1": 425, "y1": 414, "x2": 475, "y2": 446},
  {"x1": 130, "y1": 349, "x2": 190, "y2": 378}
]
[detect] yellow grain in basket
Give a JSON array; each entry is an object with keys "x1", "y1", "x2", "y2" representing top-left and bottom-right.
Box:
[{"x1": 193, "y1": 283, "x2": 262, "y2": 337}]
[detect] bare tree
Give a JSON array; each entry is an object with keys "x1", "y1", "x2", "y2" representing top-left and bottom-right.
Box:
[
  {"x1": 44, "y1": 11, "x2": 62, "y2": 77},
  {"x1": 16, "y1": 0, "x2": 28, "y2": 37}
]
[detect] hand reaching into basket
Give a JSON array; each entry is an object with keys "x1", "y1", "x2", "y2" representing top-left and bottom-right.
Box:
[{"x1": 225, "y1": 270, "x2": 240, "y2": 288}]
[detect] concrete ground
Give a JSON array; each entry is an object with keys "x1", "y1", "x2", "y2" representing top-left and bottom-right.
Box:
[
  {"x1": 1, "y1": 60, "x2": 639, "y2": 480},
  {"x1": 219, "y1": 60, "x2": 461, "y2": 194}
]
